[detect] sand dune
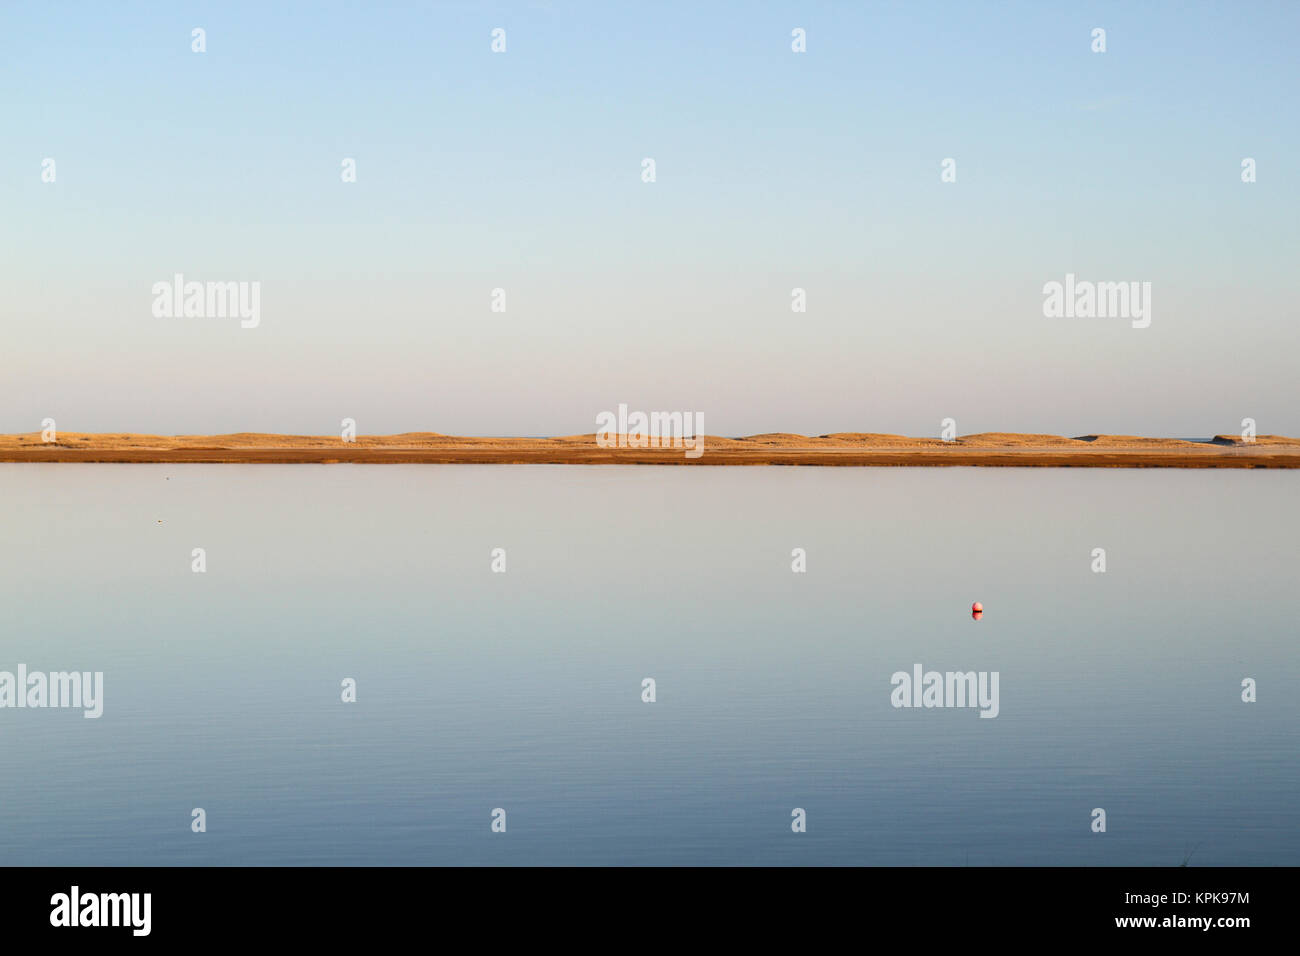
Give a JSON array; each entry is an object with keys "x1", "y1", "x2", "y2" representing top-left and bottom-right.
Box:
[
  {"x1": 819, "y1": 433, "x2": 941, "y2": 445},
  {"x1": 2, "y1": 431, "x2": 1297, "y2": 467},
  {"x1": 1211, "y1": 434, "x2": 1296, "y2": 446},
  {"x1": 1076, "y1": 434, "x2": 1192, "y2": 445},
  {"x1": 955, "y1": 433, "x2": 1084, "y2": 446}
]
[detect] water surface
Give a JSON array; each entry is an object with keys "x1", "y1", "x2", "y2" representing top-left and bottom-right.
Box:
[{"x1": 1, "y1": 465, "x2": 1295, "y2": 865}]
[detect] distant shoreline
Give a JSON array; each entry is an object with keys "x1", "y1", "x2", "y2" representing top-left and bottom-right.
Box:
[{"x1": 3, "y1": 433, "x2": 1298, "y2": 467}]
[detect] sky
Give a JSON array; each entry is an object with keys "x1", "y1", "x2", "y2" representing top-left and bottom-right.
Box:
[{"x1": 2, "y1": 1, "x2": 1297, "y2": 437}]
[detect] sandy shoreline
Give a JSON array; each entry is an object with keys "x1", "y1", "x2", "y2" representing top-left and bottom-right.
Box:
[{"x1": 3, "y1": 432, "x2": 1299, "y2": 467}]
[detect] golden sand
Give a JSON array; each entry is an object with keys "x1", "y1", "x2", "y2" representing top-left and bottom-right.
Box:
[{"x1": 1, "y1": 432, "x2": 1297, "y2": 467}]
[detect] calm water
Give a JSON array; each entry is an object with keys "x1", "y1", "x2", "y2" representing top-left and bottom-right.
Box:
[{"x1": 1, "y1": 464, "x2": 1296, "y2": 866}]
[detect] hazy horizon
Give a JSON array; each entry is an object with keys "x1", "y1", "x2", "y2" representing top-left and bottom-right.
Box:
[{"x1": 1, "y1": 427, "x2": 1290, "y2": 440}]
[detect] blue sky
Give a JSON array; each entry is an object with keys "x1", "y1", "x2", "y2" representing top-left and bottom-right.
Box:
[{"x1": 3, "y1": 1, "x2": 1297, "y2": 436}]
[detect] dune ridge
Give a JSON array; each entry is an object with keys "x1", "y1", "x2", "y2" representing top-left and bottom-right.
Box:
[{"x1": 1, "y1": 431, "x2": 1297, "y2": 467}]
